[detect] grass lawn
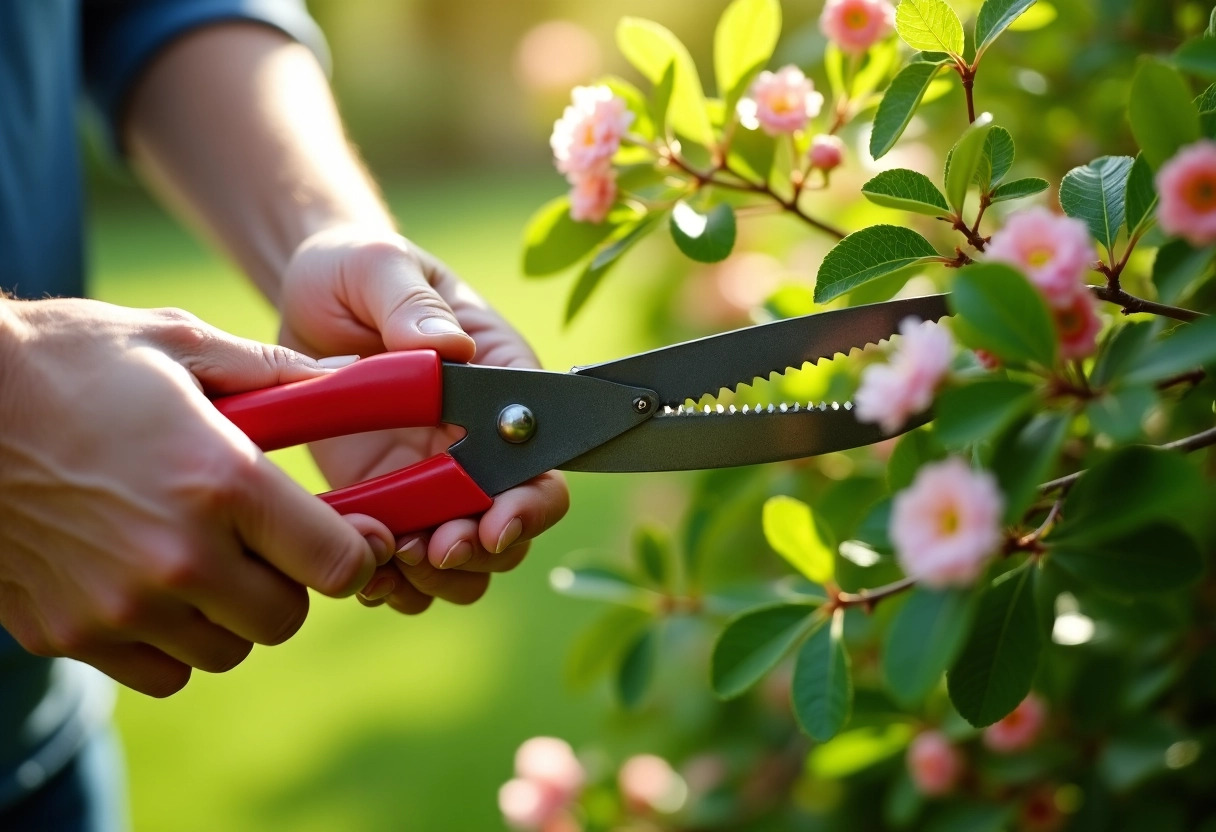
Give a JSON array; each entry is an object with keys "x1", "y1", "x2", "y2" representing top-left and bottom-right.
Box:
[{"x1": 89, "y1": 171, "x2": 677, "y2": 831}]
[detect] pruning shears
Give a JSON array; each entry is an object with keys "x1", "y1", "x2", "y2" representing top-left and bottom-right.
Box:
[{"x1": 214, "y1": 295, "x2": 951, "y2": 536}]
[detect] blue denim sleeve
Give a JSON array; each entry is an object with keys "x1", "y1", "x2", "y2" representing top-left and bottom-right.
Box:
[{"x1": 81, "y1": 0, "x2": 329, "y2": 156}]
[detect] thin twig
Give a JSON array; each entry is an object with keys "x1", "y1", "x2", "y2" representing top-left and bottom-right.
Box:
[
  {"x1": 834, "y1": 576, "x2": 917, "y2": 612},
  {"x1": 1039, "y1": 426, "x2": 1216, "y2": 495},
  {"x1": 1089, "y1": 285, "x2": 1205, "y2": 322}
]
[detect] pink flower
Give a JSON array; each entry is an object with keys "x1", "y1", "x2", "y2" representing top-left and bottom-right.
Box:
[
  {"x1": 568, "y1": 166, "x2": 617, "y2": 223},
  {"x1": 890, "y1": 457, "x2": 1004, "y2": 588},
  {"x1": 819, "y1": 0, "x2": 896, "y2": 54},
  {"x1": 808, "y1": 134, "x2": 846, "y2": 172},
  {"x1": 907, "y1": 731, "x2": 963, "y2": 797},
  {"x1": 855, "y1": 317, "x2": 954, "y2": 434},
  {"x1": 550, "y1": 86, "x2": 634, "y2": 179},
  {"x1": 983, "y1": 694, "x2": 1048, "y2": 753},
  {"x1": 618, "y1": 754, "x2": 685, "y2": 814},
  {"x1": 499, "y1": 779, "x2": 569, "y2": 831},
  {"x1": 1053, "y1": 289, "x2": 1102, "y2": 360},
  {"x1": 1157, "y1": 139, "x2": 1216, "y2": 246},
  {"x1": 738, "y1": 65, "x2": 823, "y2": 136},
  {"x1": 515, "y1": 737, "x2": 585, "y2": 798},
  {"x1": 985, "y1": 208, "x2": 1097, "y2": 308}
]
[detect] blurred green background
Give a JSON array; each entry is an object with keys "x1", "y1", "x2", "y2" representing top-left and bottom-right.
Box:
[{"x1": 86, "y1": 1, "x2": 1214, "y2": 829}]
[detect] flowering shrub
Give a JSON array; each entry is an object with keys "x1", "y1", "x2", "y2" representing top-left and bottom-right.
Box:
[{"x1": 515, "y1": 0, "x2": 1216, "y2": 829}]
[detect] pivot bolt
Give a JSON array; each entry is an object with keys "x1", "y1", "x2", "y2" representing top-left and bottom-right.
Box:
[
  {"x1": 497, "y1": 404, "x2": 537, "y2": 444},
  {"x1": 633, "y1": 396, "x2": 654, "y2": 414}
]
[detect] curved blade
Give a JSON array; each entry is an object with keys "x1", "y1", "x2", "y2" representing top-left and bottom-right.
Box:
[
  {"x1": 561, "y1": 404, "x2": 930, "y2": 473},
  {"x1": 574, "y1": 294, "x2": 951, "y2": 405}
]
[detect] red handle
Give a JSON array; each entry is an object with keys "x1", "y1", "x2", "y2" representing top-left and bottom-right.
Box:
[{"x1": 215, "y1": 351, "x2": 443, "y2": 452}]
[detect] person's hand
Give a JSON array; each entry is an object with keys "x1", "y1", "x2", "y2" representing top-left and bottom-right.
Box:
[
  {"x1": 277, "y1": 226, "x2": 570, "y2": 614},
  {"x1": 0, "y1": 298, "x2": 394, "y2": 696}
]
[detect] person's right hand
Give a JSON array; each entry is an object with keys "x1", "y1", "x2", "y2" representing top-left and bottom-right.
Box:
[{"x1": 0, "y1": 298, "x2": 392, "y2": 697}]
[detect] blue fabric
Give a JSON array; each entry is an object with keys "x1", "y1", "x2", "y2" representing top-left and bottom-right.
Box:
[{"x1": 0, "y1": 0, "x2": 325, "y2": 821}]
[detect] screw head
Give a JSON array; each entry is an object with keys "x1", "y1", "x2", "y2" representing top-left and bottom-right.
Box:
[
  {"x1": 633, "y1": 396, "x2": 653, "y2": 414},
  {"x1": 497, "y1": 404, "x2": 537, "y2": 443}
]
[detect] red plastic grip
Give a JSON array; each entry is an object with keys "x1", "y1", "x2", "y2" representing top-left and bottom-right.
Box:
[
  {"x1": 215, "y1": 351, "x2": 443, "y2": 452},
  {"x1": 320, "y1": 453, "x2": 493, "y2": 535}
]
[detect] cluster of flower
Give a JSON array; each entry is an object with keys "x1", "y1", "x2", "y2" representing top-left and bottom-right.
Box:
[
  {"x1": 1157, "y1": 138, "x2": 1216, "y2": 246},
  {"x1": 549, "y1": 86, "x2": 634, "y2": 223}
]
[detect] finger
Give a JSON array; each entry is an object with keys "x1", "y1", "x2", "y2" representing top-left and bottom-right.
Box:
[
  {"x1": 476, "y1": 472, "x2": 570, "y2": 554},
  {"x1": 341, "y1": 513, "x2": 396, "y2": 566},
  {"x1": 189, "y1": 554, "x2": 311, "y2": 646},
  {"x1": 231, "y1": 457, "x2": 377, "y2": 598},
  {"x1": 80, "y1": 642, "x2": 193, "y2": 698},
  {"x1": 393, "y1": 532, "x2": 430, "y2": 567},
  {"x1": 148, "y1": 613, "x2": 254, "y2": 674},
  {"x1": 382, "y1": 579, "x2": 436, "y2": 615},
  {"x1": 426, "y1": 518, "x2": 482, "y2": 570},
  {"x1": 434, "y1": 540, "x2": 530, "y2": 575},
  {"x1": 356, "y1": 563, "x2": 400, "y2": 603},
  {"x1": 396, "y1": 561, "x2": 491, "y2": 606}
]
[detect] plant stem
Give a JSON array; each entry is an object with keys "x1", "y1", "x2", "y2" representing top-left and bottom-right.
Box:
[
  {"x1": 1039, "y1": 425, "x2": 1216, "y2": 495},
  {"x1": 834, "y1": 576, "x2": 917, "y2": 612},
  {"x1": 957, "y1": 62, "x2": 977, "y2": 124},
  {"x1": 1089, "y1": 285, "x2": 1206, "y2": 322}
]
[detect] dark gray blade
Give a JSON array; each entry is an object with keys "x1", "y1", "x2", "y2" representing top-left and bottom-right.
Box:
[
  {"x1": 561, "y1": 403, "x2": 930, "y2": 473},
  {"x1": 574, "y1": 294, "x2": 950, "y2": 405}
]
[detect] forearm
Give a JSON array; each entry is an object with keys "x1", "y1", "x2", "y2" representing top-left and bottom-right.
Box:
[{"x1": 123, "y1": 23, "x2": 394, "y2": 303}]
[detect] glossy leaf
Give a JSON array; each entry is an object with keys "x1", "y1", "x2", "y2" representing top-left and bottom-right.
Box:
[
  {"x1": 616, "y1": 18, "x2": 715, "y2": 147},
  {"x1": 1059, "y1": 156, "x2": 1134, "y2": 258},
  {"x1": 990, "y1": 412, "x2": 1070, "y2": 523},
  {"x1": 566, "y1": 214, "x2": 659, "y2": 322},
  {"x1": 888, "y1": 428, "x2": 947, "y2": 492},
  {"x1": 870, "y1": 59, "x2": 950, "y2": 159},
  {"x1": 728, "y1": 123, "x2": 777, "y2": 184},
  {"x1": 934, "y1": 378, "x2": 1038, "y2": 448},
  {"x1": 1086, "y1": 385, "x2": 1155, "y2": 442},
  {"x1": 762, "y1": 496, "x2": 835, "y2": 585},
  {"x1": 792, "y1": 610, "x2": 852, "y2": 741},
  {"x1": 989, "y1": 177, "x2": 1049, "y2": 203},
  {"x1": 975, "y1": 126, "x2": 1015, "y2": 191},
  {"x1": 949, "y1": 263, "x2": 1058, "y2": 367},
  {"x1": 945, "y1": 113, "x2": 995, "y2": 213},
  {"x1": 976, "y1": 0, "x2": 1040, "y2": 58},
  {"x1": 1124, "y1": 314, "x2": 1216, "y2": 386},
  {"x1": 861, "y1": 169, "x2": 950, "y2": 215},
  {"x1": 814, "y1": 225, "x2": 941, "y2": 303},
  {"x1": 522, "y1": 196, "x2": 621, "y2": 276},
  {"x1": 714, "y1": 0, "x2": 781, "y2": 110},
  {"x1": 809, "y1": 724, "x2": 916, "y2": 778},
  {"x1": 895, "y1": 0, "x2": 965, "y2": 57},
  {"x1": 670, "y1": 201, "x2": 737, "y2": 263},
  {"x1": 1128, "y1": 58, "x2": 1200, "y2": 169},
  {"x1": 1124, "y1": 154, "x2": 1158, "y2": 236},
  {"x1": 711, "y1": 602, "x2": 821, "y2": 698},
  {"x1": 883, "y1": 587, "x2": 975, "y2": 707},
  {"x1": 617, "y1": 626, "x2": 657, "y2": 708},
  {"x1": 565, "y1": 607, "x2": 652, "y2": 689},
  {"x1": 650, "y1": 61, "x2": 676, "y2": 138},
  {"x1": 947, "y1": 565, "x2": 1042, "y2": 727},
  {"x1": 634, "y1": 524, "x2": 671, "y2": 587},
  {"x1": 549, "y1": 566, "x2": 653, "y2": 607},
  {"x1": 1051, "y1": 524, "x2": 1203, "y2": 597},
  {"x1": 1091, "y1": 321, "x2": 1156, "y2": 387},
  {"x1": 1173, "y1": 37, "x2": 1216, "y2": 80},
  {"x1": 1152, "y1": 239, "x2": 1215, "y2": 304}
]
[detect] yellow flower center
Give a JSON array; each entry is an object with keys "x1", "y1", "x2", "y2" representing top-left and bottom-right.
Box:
[
  {"x1": 938, "y1": 506, "x2": 960, "y2": 535},
  {"x1": 845, "y1": 9, "x2": 869, "y2": 29},
  {"x1": 1026, "y1": 247, "x2": 1054, "y2": 267}
]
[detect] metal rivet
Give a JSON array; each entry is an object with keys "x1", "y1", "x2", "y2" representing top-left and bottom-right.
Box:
[
  {"x1": 633, "y1": 396, "x2": 653, "y2": 414},
  {"x1": 496, "y1": 404, "x2": 536, "y2": 443}
]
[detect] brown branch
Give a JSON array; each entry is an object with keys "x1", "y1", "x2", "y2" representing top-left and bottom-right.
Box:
[
  {"x1": 1089, "y1": 285, "x2": 1205, "y2": 322},
  {"x1": 833, "y1": 576, "x2": 917, "y2": 613},
  {"x1": 1039, "y1": 425, "x2": 1216, "y2": 495}
]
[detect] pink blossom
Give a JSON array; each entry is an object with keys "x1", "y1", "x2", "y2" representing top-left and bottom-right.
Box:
[
  {"x1": 907, "y1": 731, "x2": 963, "y2": 797},
  {"x1": 1156, "y1": 140, "x2": 1216, "y2": 246},
  {"x1": 499, "y1": 779, "x2": 568, "y2": 831},
  {"x1": 808, "y1": 134, "x2": 846, "y2": 172},
  {"x1": 855, "y1": 317, "x2": 954, "y2": 434},
  {"x1": 515, "y1": 737, "x2": 585, "y2": 798},
  {"x1": 738, "y1": 65, "x2": 823, "y2": 136},
  {"x1": 568, "y1": 166, "x2": 617, "y2": 223},
  {"x1": 618, "y1": 754, "x2": 685, "y2": 814},
  {"x1": 984, "y1": 694, "x2": 1048, "y2": 753},
  {"x1": 550, "y1": 85, "x2": 634, "y2": 179},
  {"x1": 1053, "y1": 289, "x2": 1102, "y2": 360},
  {"x1": 819, "y1": 0, "x2": 896, "y2": 54},
  {"x1": 985, "y1": 208, "x2": 1097, "y2": 308},
  {"x1": 890, "y1": 457, "x2": 1004, "y2": 588}
]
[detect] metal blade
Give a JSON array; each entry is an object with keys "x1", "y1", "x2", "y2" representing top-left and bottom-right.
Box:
[
  {"x1": 561, "y1": 403, "x2": 929, "y2": 473},
  {"x1": 573, "y1": 294, "x2": 950, "y2": 405}
]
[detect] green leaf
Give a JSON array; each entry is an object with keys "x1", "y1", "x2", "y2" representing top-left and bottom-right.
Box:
[
  {"x1": 895, "y1": 0, "x2": 965, "y2": 57},
  {"x1": 792, "y1": 610, "x2": 852, "y2": 741},
  {"x1": 714, "y1": 0, "x2": 781, "y2": 110},
  {"x1": 1173, "y1": 37, "x2": 1216, "y2": 80},
  {"x1": 947, "y1": 565, "x2": 1042, "y2": 727},
  {"x1": 975, "y1": 126, "x2": 1016, "y2": 191},
  {"x1": 809, "y1": 724, "x2": 916, "y2": 779},
  {"x1": 669, "y1": 201, "x2": 737, "y2": 263},
  {"x1": 1050, "y1": 523, "x2": 1203, "y2": 597},
  {"x1": 1128, "y1": 58, "x2": 1201, "y2": 169},
  {"x1": 1124, "y1": 314, "x2": 1216, "y2": 385},
  {"x1": 945, "y1": 113, "x2": 995, "y2": 214},
  {"x1": 948, "y1": 263, "x2": 1058, "y2": 367},
  {"x1": 565, "y1": 607, "x2": 652, "y2": 689},
  {"x1": 1059, "y1": 156, "x2": 1134, "y2": 258},
  {"x1": 861, "y1": 169, "x2": 951, "y2": 215},
  {"x1": 601, "y1": 75, "x2": 655, "y2": 141},
  {"x1": 870, "y1": 59, "x2": 950, "y2": 160},
  {"x1": 762, "y1": 496, "x2": 835, "y2": 584},
  {"x1": 814, "y1": 225, "x2": 941, "y2": 303},
  {"x1": 888, "y1": 428, "x2": 947, "y2": 492},
  {"x1": 727, "y1": 123, "x2": 777, "y2": 184},
  {"x1": 883, "y1": 587, "x2": 976, "y2": 707},
  {"x1": 566, "y1": 214, "x2": 659, "y2": 323},
  {"x1": 1152, "y1": 239, "x2": 1215, "y2": 304},
  {"x1": 549, "y1": 566, "x2": 653, "y2": 607},
  {"x1": 522, "y1": 196, "x2": 620, "y2": 276},
  {"x1": 1086, "y1": 385, "x2": 1156, "y2": 442},
  {"x1": 1124, "y1": 154, "x2": 1158, "y2": 237},
  {"x1": 934, "y1": 378, "x2": 1038, "y2": 448},
  {"x1": 617, "y1": 625, "x2": 657, "y2": 708},
  {"x1": 616, "y1": 18, "x2": 715, "y2": 148},
  {"x1": 975, "y1": 0, "x2": 1040, "y2": 58},
  {"x1": 989, "y1": 177, "x2": 1049, "y2": 203},
  {"x1": 1196, "y1": 81, "x2": 1216, "y2": 113},
  {"x1": 711, "y1": 602, "x2": 821, "y2": 698},
  {"x1": 634, "y1": 524, "x2": 671, "y2": 587},
  {"x1": 990, "y1": 412, "x2": 1071, "y2": 523},
  {"x1": 1091, "y1": 320, "x2": 1156, "y2": 387},
  {"x1": 649, "y1": 61, "x2": 676, "y2": 138}
]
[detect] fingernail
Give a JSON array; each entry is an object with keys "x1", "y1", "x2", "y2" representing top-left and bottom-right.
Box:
[
  {"x1": 358, "y1": 575, "x2": 396, "y2": 602},
  {"x1": 395, "y1": 538, "x2": 424, "y2": 566},
  {"x1": 495, "y1": 517, "x2": 524, "y2": 554},
  {"x1": 439, "y1": 540, "x2": 473, "y2": 569},
  {"x1": 319, "y1": 354, "x2": 360, "y2": 369},
  {"x1": 418, "y1": 317, "x2": 465, "y2": 336},
  {"x1": 365, "y1": 534, "x2": 390, "y2": 565}
]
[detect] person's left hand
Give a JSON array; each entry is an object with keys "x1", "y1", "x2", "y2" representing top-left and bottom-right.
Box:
[{"x1": 276, "y1": 225, "x2": 569, "y2": 614}]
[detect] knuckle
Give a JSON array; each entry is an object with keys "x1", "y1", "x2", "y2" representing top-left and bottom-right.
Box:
[
  {"x1": 95, "y1": 589, "x2": 155, "y2": 633},
  {"x1": 449, "y1": 576, "x2": 490, "y2": 606},
  {"x1": 311, "y1": 540, "x2": 370, "y2": 597},
  {"x1": 402, "y1": 565, "x2": 446, "y2": 594},
  {"x1": 146, "y1": 543, "x2": 207, "y2": 592},
  {"x1": 46, "y1": 617, "x2": 97, "y2": 656}
]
